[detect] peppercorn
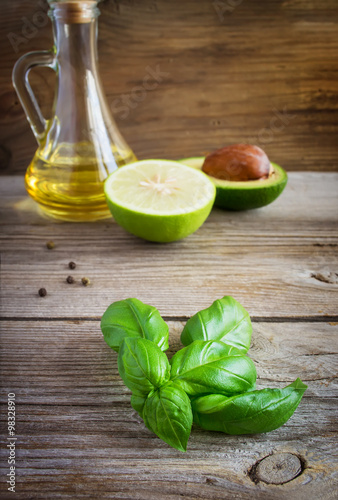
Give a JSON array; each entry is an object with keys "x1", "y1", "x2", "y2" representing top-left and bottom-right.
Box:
[
  {"x1": 38, "y1": 288, "x2": 47, "y2": 297},
  {"x1": 66, "y1": 276, "x2": 74, "y2": 284},
  {"x1": 46, "y1": 241, "x2": 55, "y2": 249},
  {"x1": 68, "y1": 261, "x2": 76, "y2": 269},
  {"x1": 81, "y1": 277, "x2": 90, "y2": 286}
]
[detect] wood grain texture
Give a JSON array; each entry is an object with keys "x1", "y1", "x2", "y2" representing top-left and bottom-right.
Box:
[
  {"x1": 0, "y1": 320, "x2": 337, "y2": 499},
  {"x1": 0, "y1": 0, "x2": 338, "y2": 174},
  {"x1": 1, "y1": 174, "x2": 337, "y2": 319}
]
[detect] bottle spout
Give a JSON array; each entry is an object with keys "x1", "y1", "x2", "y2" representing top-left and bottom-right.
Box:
[{"x1": 49, "y1": 1, "x2": 100, "y2": 24}]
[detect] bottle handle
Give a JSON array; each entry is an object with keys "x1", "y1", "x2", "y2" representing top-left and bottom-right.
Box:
[{"x1": 12, "y1": 50, "x2": 56, "y2": 145}]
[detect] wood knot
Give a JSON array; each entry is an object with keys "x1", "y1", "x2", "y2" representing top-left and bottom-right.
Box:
[
  {"x1": 249, "y1": 452, "x2": 304, "y2": 485},
  {"x1": 311, "y1": 271, "x2": 338, "y2": 285},
  {"x1": 0, "y1": 90, "x2": 22, "y2": 121},
  {"x1": 205, "y1": 477, "x2": 218, "y2": 485}
]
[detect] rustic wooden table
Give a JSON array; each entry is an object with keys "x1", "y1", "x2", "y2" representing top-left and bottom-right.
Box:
[{"x1": 1, "y1": 173, "x2": 337, "y2": 499}]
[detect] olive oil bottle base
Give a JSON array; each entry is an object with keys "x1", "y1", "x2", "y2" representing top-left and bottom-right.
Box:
[
  {"x1": 25, "y1": 179, "x2": 112, "y2": 222},
  {"x1": 25, "y1": 149, "x2": 137, "y2": 222}
]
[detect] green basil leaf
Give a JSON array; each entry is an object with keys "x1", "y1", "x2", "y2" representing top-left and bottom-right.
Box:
[
  {"x1": 118, "y1": 338, "x2": 170, "y2": 396},
  {"x1": 169, "y1": 340, "x2": 256, "y2": 397},
  {"x1": 192, "y1": 378, "x2": 307, "y2": 434},
  {"x1": 101, "y1": 298, "x2": 169, "y2": 352},
  {"x1": 181, "y1": 296, "x2": 252, "y2": 352},
  {"x1": 143, "y1": 383, "x2": 193, "y2": 452},
  {"x1": 130, "y1": 394, "x2": 147, "y2": 417}
]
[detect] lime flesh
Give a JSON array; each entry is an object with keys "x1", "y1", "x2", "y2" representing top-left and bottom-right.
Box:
[
  {"x1": 104, "y1": 160, "x2": 216, "y2": 242},
  {"x1": 178, "y1": 157, "x2": 287, "y2": 211}
]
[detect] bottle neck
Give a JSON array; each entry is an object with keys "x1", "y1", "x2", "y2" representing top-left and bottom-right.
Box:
[
  {"x1": 53, "y1": 19, "x2": 99, "y2": 73},
  {"x1": 47, "y1": 4, "x2": 104, "y2": 145},
  {"x1": 50, "y1": 1, "x2": 100, "y2": 73}
]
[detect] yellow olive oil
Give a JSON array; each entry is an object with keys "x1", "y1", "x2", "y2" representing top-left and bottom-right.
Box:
[{"x1": 25, "y1": 143, "x2": 137, "y2": 221}]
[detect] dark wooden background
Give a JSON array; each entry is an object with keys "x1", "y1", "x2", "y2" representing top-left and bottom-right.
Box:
[{"x1": 1, "y1": 0, "x2": 337, "y2": 174}]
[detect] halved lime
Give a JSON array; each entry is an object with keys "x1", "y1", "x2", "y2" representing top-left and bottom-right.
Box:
[
  {"x1": 179, "y1": 157, "x2": 287, "y2": 211},
  {"x1": 104, "y1": 160, "x2": 216, "y2": 242}
]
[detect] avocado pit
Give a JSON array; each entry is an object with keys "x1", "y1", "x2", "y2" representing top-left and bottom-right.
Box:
[{"x1": 202, "y1": 144, "x2": 271, "y2": 182}]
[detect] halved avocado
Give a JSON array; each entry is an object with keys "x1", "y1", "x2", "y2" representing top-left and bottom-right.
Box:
[{"x1": 178, "y1": 157, "x2": 287, "y2": 211}]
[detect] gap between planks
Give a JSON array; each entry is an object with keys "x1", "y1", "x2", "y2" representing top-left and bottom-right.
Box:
[{"x1": 1, "y1": 316, "x2": 338, "y2": 322}]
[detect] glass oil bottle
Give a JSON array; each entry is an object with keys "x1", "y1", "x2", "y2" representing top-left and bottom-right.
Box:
[{"x1": 13, "y1": 1, "x2": 136, "y2": 221}]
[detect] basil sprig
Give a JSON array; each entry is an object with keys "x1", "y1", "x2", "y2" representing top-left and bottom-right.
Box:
[{"x1": 101, "y1": 297, "x2": 307, "y2": 452}]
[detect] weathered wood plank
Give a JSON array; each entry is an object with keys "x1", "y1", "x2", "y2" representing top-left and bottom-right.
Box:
[
  {"x1": 1, "y1": 0, "x2": 338, "y2": 174},
  {"x1": 0, "y1": 465, "x2": 336, "y2": 500},
  {"x1": 0, "y1": 320, "x2": 337, "y2": 499},
  {"x1": 0, "y1": 444, "x2": 336, "y2": 499},
  {"x1": 0, "y1": 174, "x2": 337, "y2": 319},
  {"x1": 0, "y1": 241, "x2": 337, "y2": 318},
  {"x1": 0, "y1": 321, "x2": 337, "y2": 401}
]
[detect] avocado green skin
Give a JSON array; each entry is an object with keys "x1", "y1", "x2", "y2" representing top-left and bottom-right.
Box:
[{"x1": 179, "y1": 158, "x2": 288, "y2": 211}]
